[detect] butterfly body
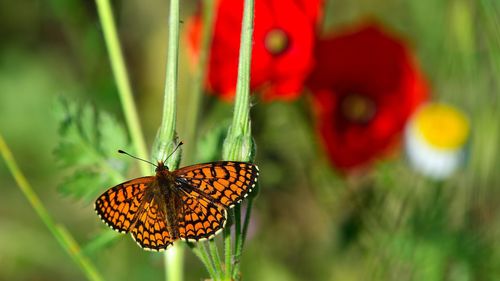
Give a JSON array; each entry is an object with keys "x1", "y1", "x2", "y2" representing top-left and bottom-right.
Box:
[{"x1": 95, "y1": 160, "x2": 259, "y2": 251}]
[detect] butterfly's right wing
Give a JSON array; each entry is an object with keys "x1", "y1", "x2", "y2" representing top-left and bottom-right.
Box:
[
  {"x1": 174, "y1": 161, "x2": 259, "y2": 209},
  {"x1": 95, "y1": 177, "x2": 154, "y2": 233}
]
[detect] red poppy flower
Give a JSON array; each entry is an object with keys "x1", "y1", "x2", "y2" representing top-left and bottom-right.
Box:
[
  {"x1": 187, "y1": 0, "x2": 323, "y2": 101},
  {"x1": 292, "y1": 0, "x2": 323, "y2": 24},
  {"x1": 307, "y1": 24, "x2": 428, "y2": 171}
]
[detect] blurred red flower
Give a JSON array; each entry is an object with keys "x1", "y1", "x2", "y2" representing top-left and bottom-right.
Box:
[
  {"x1": 187, "y1": 0, "x2": 323, "y2": 101},
  {"x1": 307, "y1": 24, "x2": 428, "y2": 171}
]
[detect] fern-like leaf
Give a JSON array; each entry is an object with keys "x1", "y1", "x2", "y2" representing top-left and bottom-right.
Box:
[{"x1": 54, "y1": 97, "x2": 130, "y2": 203}]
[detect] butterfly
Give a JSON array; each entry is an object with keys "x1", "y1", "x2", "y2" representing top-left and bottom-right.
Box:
[{"x1": 95, "y1": 151, "x2": 259, "y2": 252}]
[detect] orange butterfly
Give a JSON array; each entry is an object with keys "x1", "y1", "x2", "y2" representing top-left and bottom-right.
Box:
[{"x1": 95, "y1": 149, "x2": 259, "y2": 251}]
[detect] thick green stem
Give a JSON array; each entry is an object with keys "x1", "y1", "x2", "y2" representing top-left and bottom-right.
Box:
[
  {"x1": 165, "y1": 244, "x2": 184, "y2": 281},
  {"x1": 157, "y1": 0, "x2": 180, "y2": 157},
  {"x1": 152, "y1": 0, "x2": 183, "y2": 280},
  {"x1": 221, "y1": 0, "x2": 255, "y2": 279},
  {"x1": 0, "y1": 135, "x2": 104, "y2": 281},
  {"x1": 94, "y1": 0, "x2": 149, "y2": 174},
  {"x1": 226, "y1": 0, "x2": 255, "y2": 145}
]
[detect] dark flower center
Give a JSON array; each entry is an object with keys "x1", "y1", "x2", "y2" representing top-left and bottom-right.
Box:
[
  {"x1": 265, "y1": 28, "x2": 289, "y2": 56},
  {"x1": 340, "y1": 94, "x2": 376, "y2": 124}
]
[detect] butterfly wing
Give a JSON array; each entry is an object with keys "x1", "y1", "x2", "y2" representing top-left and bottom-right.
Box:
[
  {"x1": 173, "y1": 161, "x2": 259, "y2": 208},
  {"x1": 129, "y1": 196, "x2": 174, "y2": 251},
  {"x1": 95, "y1": 177, "x2": 154, "y2": 233},
  {"x1": 177, "y1": 190, "x2": 227, "y2": 241}
]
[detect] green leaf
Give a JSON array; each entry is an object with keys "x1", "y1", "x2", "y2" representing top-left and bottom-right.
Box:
[
  {"x1": 54, "y1": 98, "x2": 99, "y2": 167},
  {"x1": 98, "y1": 110, "x2": 128, "y2": 155},
  {"x1": 58, "y1": 169, "x2": 111, "y2": 203},
  {"x1": 54, "y1": 97, "x2": 129, "y2": 203},
  {"x1": 78, "y1": 102, "x2": 98, "y2": 146}
]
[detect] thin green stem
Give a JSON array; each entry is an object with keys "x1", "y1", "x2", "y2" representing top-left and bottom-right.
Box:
[
  {"x1": 0, "y1": 135, "x2": 104, "y2": 281},
  {"x1": 208, "y1": 239, "x2": 224, "y2": 280},
  {"x1": 232, "y1": 198, "x2": 254, "y2": 279},
  {"x1": 234, "y1": 205, "x2": 242, "y2": 245},
  {"x1": 94, "y1": 0, "x2": 149, "y2": 174},
  {"x1": 191, "y1": 244, "x2": 218, "y2": 280},
  {"x1": 231, "y1": 205, "x2": 242, "y2": 279},
  {"x1": 223, "y1": 223, "x2": 233, "y2": 281},
  {"x1": 240, "y1": 198, "x2": 254, "y2": 248}
]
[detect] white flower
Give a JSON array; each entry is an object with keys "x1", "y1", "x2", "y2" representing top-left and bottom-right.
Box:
[{"x1": 404, "y1": 103, "x2": 470, "y2": 179}]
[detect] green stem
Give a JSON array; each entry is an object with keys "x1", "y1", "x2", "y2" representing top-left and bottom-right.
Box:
[
  {"x1": 157, "y1": 0, "x2": 180, "y2": 156},
  {"x1": 223, "y1": 222, "x2": 233, "y2": 281},
  {"x1": 240, "y1": 197, "x2": 254, "y2": 248},
  {"x1": 152, "y1": 0, "x2": 183, "y2": 280},
  {"x1": 208, "y1": 239, "x2": 224, "y2": 280},
  {"x1": 0, "y1": 135, "x2": 104, "y2": 281},
  {"x1": 94, "y1": 0, "x2": 149, "y2": 174},
  {"x1": 227, "y1": 0, "x2": 255, "y2": 143},
  {"x1": 221, "y1": 0, "x2": 255, "y2": 279},
  {"x1": 232, "y1": 197, "x2": 254, "y2": 279},
  {"x1": 191, "y1": 244, "x2": 218, "y2": 280},
  {"x1": 231, "y1": 205, "x2": 242, "y2": 279},
  {"x1": 234, "y1": 205, "x2": 242, "y2": 247},
  {"x1": 165, "y1": 244, "x2": 184, "y2": 281}
]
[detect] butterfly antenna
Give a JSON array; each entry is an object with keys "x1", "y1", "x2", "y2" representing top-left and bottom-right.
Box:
[
  {"x1": 164, "y1": 141, "x2": 184, "y2": 162},
  {"x1": 117, "y1": 150, "x2": 158, "y2": 167}
]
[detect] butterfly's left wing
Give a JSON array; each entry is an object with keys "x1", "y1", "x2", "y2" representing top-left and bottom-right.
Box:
[
  {"x1": 173, "y1": 161, "x2": 259, "y2": 208},
  {"x1": 95, "y1": 177, "x2": 154, "y2": 233}
]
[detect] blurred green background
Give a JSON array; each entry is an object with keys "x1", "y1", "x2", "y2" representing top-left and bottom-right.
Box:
[{"x1": 1, "y1": 0, "x2": 500, "y2": 280}]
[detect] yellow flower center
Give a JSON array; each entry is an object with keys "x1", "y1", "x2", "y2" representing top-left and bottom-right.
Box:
[
  {"x1": 341, "y1": 94, "x2": 376, "y2": 124},
  {"x1": 265, "y1": 29, "x2": 289, "y2": 55},
  {"x1": 415, "y1": 103, "x2": 470, "y2": 149}
]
